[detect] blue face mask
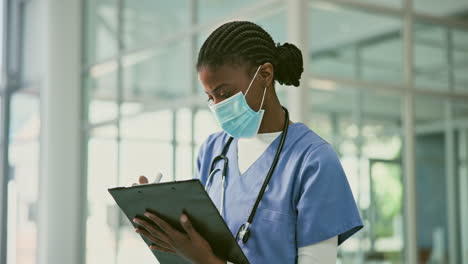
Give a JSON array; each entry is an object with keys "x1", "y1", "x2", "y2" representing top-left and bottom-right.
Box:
[{"x1": 208, "y1": 65, "x2": 267, "y2": 138}]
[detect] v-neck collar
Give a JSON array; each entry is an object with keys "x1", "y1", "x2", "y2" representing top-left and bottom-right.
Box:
[
  {"x1": 233, "y1": 133, "x2": 282, "y2": 178},
  {"x1": 224, "y1": 124, "x2": 296, "y2": 194}
]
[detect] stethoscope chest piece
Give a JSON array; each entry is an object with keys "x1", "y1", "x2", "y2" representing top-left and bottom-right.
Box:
[{"x1": 236, "y1": 222, "x2": 251, "y2": 243}]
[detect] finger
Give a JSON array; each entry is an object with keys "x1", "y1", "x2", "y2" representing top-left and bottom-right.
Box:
[
  {"x1": 149, "y1": 243, "x2": 176, "y2": 254},
  {"x1": 136, "y1": 227, "x2": 173, "y2": 250},
  {"x1": 134, "y1": 218, "x2": 172, "y2": 244},
  {"x1": 144, "y1": 212, "x2": 177, "y2": 236},
  {"x1": 180, "y1": 213, "x2": 201, "y2": 241},
  {"x1": 139, "y1": 175, "x2": 149, "y2": 184}
]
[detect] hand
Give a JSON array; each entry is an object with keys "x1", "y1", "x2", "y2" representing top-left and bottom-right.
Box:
[
  {"x1": 133, "y1": 211, "x2": 225, "y2": 264},
  {"x1": 132, "y1": 175, "x2": 149, "y2": 186}
]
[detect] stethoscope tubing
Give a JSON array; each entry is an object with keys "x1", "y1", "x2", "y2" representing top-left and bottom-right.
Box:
[{"x1": 205, "y1": 106, "x2": 290, "y2": 243}]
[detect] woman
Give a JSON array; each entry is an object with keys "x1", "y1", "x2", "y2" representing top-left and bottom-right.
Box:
[{"x1": 133, "y1": 21, "x2": 363, "y2": 264}]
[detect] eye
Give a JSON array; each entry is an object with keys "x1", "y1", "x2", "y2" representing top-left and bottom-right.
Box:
[{"x1": 219, "y1": 91, "x2": 231, "y2": 99}]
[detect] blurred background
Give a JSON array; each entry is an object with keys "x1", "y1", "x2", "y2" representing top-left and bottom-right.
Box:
[{"x1": 0, "y1": 0, "x2": 467, "y2": 263}]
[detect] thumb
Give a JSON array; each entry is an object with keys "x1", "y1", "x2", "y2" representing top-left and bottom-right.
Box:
[
  {"x1": 138, "y1": 175, "x2": 149, "y2": 184},
  {"x1": 180, "y1": 213, "x2": 200, "y2": 241}
]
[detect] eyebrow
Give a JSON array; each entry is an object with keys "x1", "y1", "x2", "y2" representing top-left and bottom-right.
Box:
[{"x1": 205, "y1": 83, "x2": 230, "y2": 95}]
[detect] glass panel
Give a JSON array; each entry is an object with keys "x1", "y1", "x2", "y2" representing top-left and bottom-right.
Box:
[
  {"x1": 116, "y1": 141, "x2": 173, "y2": 262},
  {"x1": 309, "y1": 4, "x2": 403, "y2": 84},
  {"x1": 86, "y1": 70, "x2": 118, "y2": 124},
  {"x1": 253, "y1": 6, "x2": 286, "y2": 44},
  {"x1": 194, "y1": 108, "x2": 218, "y2": 145},
  {"x1": 414, "y1": 24, "x2": 468, "y2": 92},
  {"x1": 414, "y1": 23, "x2": 449, "y2": 91},
  {"x1": 8, "y1": 92, "x2": 40, "y2": 264},
  {"x1": 86, "y1": 133, "x2": 118, "y2": 264},
  {"x1": 119, "y1": 141, "x2": 173, "y2": 185},
  {"x1": 414, "y1": 0, "x2": 468, "y2": 17},
  {"x1": 309, "y1": 84, "x2": 404, "y2": 263},
  {"x1": 318, "y1": 0, "x2": 401, "y2": 8},
  {"x1": 414, "y1": 96, "x2": 451, "y2": 263},
  {"x1": 453, "y1": 28, "x2": 468, "y2": 93},
  {"x1": 120, "y1": 109, "x2": 172, "y2": 141},
  {"x1": 85, "y1": 0, "x2": 118, "y2": 65},
  {"x1": 176, "y1": 108, "x2": 194, "y2": 180},
  {"x1": 123, "y1": 38, "x2": 191, "y2": 102},
  {"x1": 123, "y1": 0, "x2": 190, "y2": 51},
  {"x1": 198, "y1": 0, "x2": 260, "y2": 25}
]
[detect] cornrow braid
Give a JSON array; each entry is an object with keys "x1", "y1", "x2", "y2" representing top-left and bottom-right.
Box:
[{"x1": 196, "y1": 21, "x2": 304, "y2": 87}]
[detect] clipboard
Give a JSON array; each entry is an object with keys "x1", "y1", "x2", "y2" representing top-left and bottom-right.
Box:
[{"x1": 108, "y1": 179, "x2": 250, "y2": 264}]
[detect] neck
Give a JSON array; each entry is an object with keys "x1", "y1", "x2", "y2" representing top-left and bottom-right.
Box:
[{"x1": 258, "y1": 94, "x2": 288, "y2": 133}]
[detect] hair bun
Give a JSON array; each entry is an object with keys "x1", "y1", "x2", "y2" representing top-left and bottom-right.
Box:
[{"x1": 274, "y1": 42, "x2": 304, "y2": 87}]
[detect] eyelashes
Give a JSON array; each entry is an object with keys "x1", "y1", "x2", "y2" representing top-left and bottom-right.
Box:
[{"x1": 207, "y1": 93, "x2": 231, "y2": 103}]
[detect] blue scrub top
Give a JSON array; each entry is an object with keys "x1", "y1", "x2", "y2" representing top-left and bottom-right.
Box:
[{"x1": 194, "y1": 122, "x2": 363, "y2": 264}]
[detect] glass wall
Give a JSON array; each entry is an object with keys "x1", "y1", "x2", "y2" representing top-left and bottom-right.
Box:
[
  {"x1": 1, "y1": 0, "x2": 41, "y2": 263},
  {"x1": 7, "y1": 93, "x2": 40, "y2": 264},
  {"x1": 309, "y1": 85, "x2": 404, "y2": 263},
  {"x1": 81, "y1": 0, "x2": 468, "y2": 263}
]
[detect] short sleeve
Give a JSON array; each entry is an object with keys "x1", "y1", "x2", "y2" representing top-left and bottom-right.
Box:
[
  {"x1": 296, "y1": 143, "x2": 363, "y2": 247},
  {"x1": 193, "y1": 140, "x2": 207, "y2": 184},
  {"x1": 192, "y1": 132, "x2": 221, "y2": 186}
]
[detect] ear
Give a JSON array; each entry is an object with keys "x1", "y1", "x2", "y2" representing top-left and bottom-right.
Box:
[{"x1": 259, "y1": 62, "x2": 274, "y2": 88}]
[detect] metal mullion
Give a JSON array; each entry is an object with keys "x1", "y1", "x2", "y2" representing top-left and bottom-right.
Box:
[
  {"x1": 79, "y1": 0, "x2": 89, "y2": 262},
  {"x1": 190, "y1": 0, "x2": 198, "y2": 177},
  {"x1": 309, "y1": 75, "x2": 468, "y2": 101},
  {"x1": 445, "y1": 27, "x2": 460, "y2": 264},
  {"x1": 114, "y1": 0, "x2": 124, "y2": 262},
  {"x1": 414, "y1": 12, "x2": 468, "y2": 31},
  {"x1": 310, "y1": 0, "x2": 405, "y2": 17},
  {"x1": 1, "y1": 0, "x2": 20, "y2": 263},
  {"x1": 402, "y1": 0, "x2": 418, "y2": 263}
]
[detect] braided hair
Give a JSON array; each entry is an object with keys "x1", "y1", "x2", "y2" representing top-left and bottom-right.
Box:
[{"x1": 196, "y1": 21, "x2": 304, "y2": 87}]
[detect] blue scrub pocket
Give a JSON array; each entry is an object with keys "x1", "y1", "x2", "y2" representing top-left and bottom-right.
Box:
[{"x1": 246, "y1": 208, "x2": 297, "y2": 263}]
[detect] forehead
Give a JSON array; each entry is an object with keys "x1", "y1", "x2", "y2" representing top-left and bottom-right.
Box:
[{"x1": 198, "y1": 64, "x2": 249, "y2": 87}]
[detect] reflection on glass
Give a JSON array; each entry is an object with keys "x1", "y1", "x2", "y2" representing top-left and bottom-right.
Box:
[
  {"x1": 309, "y1": 4, "x2": 403, "y2": 84},
  {"x1": 369, "y1": 161, "x2": 403, "y2": 262}
]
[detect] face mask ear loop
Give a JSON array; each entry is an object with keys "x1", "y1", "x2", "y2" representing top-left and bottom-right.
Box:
[
  {"x1": 258, "y1": 86, "x2": 267, "y2": 112},
  {"x1": 244, "y1": 65, "x2": 262, "y2": 97}
]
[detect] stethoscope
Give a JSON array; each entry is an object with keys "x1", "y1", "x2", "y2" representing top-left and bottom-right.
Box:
[{"x1": 205, "y1": 106, "x2": 290, "y2": 244}]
